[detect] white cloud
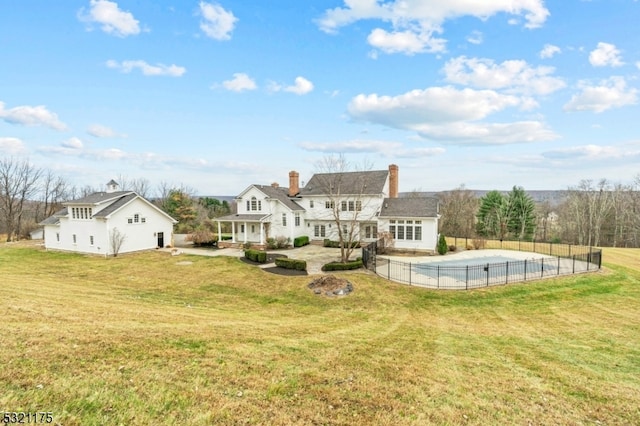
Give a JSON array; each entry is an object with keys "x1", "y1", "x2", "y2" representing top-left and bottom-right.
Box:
[
  {"x1": 0, "y1": 137, "x2": 27, "y2": 155},
  {"x1": 317, "y1": 0, "x2": 549, "y2": 55},
  {"x1": 269, "y1": 77, "x2": 314, "y2": 95},
  {"x1": 466, "y1": 30, "x2": 483, "y2": 45},
  {"x1": 199, "y1": 1, "x2": 237, "y2": 40},
  {"x1": 87, "y1": 124, "x2": 122, "y2": 138},
  {"x1": 443, "y1": 56, "x2": 566, "y2": 95},
  {"x1": 564, "y1": 76, "x2": 638, "y2": 113},
  {"x1": 0, "y1": 101, "x2": 67, "y2": 131},
  {"x1": 61, "y1": 137, "x2": 84, "y2": 149},
  {"x1": 367, "y1": 27, "x2": 446, "y2": 55},
  {"x1": 589, "y1": 42, "x2": 624, "y2": 67},
  {"x1": 106, "y1": 60, "x2": 186, "y2": 77},
  {"x1": 540, "y1": 43, "x2": 561, "y2": 59},
  {"x1": 636, "y1": 61, "x2": 640, "y2": 70},
  {"x1": 298, "y1": 139, "x2": 445, "y2": 158},
  {"x1": 347, "y1": 86, "x2": 558, "y2": 145},
  {"x1": 285, "y1": 77, "x2": 314, "y2": 95},
  {"x1": 78, "y1": 0, "x2": 141, "y2": 37},
  {"x1": 222, "y1": 73, "x2": 257, "y2": 92}
]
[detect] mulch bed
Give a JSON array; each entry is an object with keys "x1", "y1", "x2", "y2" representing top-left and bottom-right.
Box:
[{"x1": 240, "y1": 253, "x2": 309, "y2": 276}]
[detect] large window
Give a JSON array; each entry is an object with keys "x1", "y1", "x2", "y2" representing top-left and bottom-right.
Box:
[
  {"x1": 389, "y1": 219, "x2": 422, "y2": 241},
  {"x1": 71, "y1": 207, "x2": 92, "y2": 220},
  {"x1": 314, "y1": 225, "x2": 326, "y2": 237},
  {"x1": 365, "y1": 225, "x2": 377, "y2": 239},
  {"x1": 325, "y1": 201, "x2": 335, "y2": 209}
]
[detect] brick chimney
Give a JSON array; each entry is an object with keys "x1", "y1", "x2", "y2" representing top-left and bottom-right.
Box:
[
  {"x1": 271, "y1": 182, "x2": 279, "y2": 188},
  {"x1": 288, "y1": 171, "x2": 299, "y2": 197},
  {"x1": 388, "y1": 164, "x2": 398, "y2": 198}
]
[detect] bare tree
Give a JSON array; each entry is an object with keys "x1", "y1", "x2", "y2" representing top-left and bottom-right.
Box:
[
  {"x1": 312, "y1": 155, "x2": 376, "y2": 263},
  {"x1": 109, "y1": 227, "x2": 126, "y2": 257},
  {"x1": 561, "y1": 179, "x2": 612, "y2": 246},
  {"x1": 438, "y1": 185, "x2": 478, "y2": 238},
  {"x1": 0, "y1": 158, "x2": 42, "y2": 241},
  {"x1": 117, "y1": 174, "x2": 151, "y2": 198},
  {"x1": 38, "y1": 170, "x2": 71, "y2": 222}
]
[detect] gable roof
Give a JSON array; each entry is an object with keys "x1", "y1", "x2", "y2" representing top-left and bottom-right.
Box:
[
  {"x1": 92, "y1": 193, "x2": 138, "y2": 218},
  {"x1": 253, "y1": 185, "x2": 305, "y2": 211},
  {"x1": 64, "y1": 191, "x2": 134, "y2": 205},
  {"x1": 379, "y1": 197, "x2": 439, "y2": 218},
  {"x1": 299, "y1": 170, "x2": 389, "y2": 196}
]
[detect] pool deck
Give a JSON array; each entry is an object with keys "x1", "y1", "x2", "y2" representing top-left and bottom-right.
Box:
[{"x1": 379, "y1": 248, "x2": 555, "y2": 264}]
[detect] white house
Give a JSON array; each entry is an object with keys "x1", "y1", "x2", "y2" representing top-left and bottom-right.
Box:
[
  {"x1": 40, "y1": 180, "x2": 177, "y2": 256},
  {"x1": 216, "y1": 165, "x2": 440, "y2": 252}
]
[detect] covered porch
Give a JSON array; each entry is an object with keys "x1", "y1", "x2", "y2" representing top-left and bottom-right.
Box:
[{"x1": 215, "y1": 213, "x2": 271, "y2": 249}]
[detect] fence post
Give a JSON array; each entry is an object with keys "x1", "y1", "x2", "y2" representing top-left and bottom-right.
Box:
[
  {"x1": 388, "y1": 259, "x2": 390, "y2": 280},
  {"x1": 409, "y1": 262, "x2": 412, "y2": 286},
  {"x1": 437, "y1": 265, "x2": 440, "y2": 289},
  {"x1": 541, "y1": 258, "x2": 544, "y2": 278},
  {"x1": 486, "y1": 263, "x2": 489, "y2": 287},
  {"x1": 524, "y1": 259, "x2": 527, "y2": 281},
  {"x1": 557, "y1": 256, "x2": 560, "y2": 275},
  {"x1": 572, "y1": 255, "x2": 575, "y2": 274},
  {"x1": 466, "y1": 265, "x2": 468, "y2": 290},
  {"x1": 549, "y1": 242, "x2": 552, "y2": 256},
  {"x1": 505, "y1": 261, "x2": 509, "y2": 285}
]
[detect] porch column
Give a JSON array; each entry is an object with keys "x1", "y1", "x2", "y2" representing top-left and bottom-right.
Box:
[
  {"x1": 231, "y1": 222, "x2": 236, "y2": 243},
  {"x1": 243, "y1": 222, "x2": 248, "y2": 243},
  {"x1": 217, "y1": 221, "x2": 222, "y2": 239},
  {"x1": 260, "y1": 223, "x2": 264, "y2": 245}
]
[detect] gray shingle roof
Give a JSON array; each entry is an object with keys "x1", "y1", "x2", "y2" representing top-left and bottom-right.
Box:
[
  {"x1": 64, "y1": 191, "x2": 133, "y2": 205},
  {"x1": 254, "y1": 185, "x2": 305, "y2": 211},
  {"x1": 216, "y1": 213, "x2": 271, "y2": 222},
  {"x1": 299, "y1": 170, "x2": 389, "y2": 196},
  {"x1": 92, "y1": 193, "x2": 138, "y2": 218},
  {"x1": 379, "y1": 197, "x2": 439, "y2": 218}
]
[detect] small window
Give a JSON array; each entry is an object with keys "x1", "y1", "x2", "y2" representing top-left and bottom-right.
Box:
[
  {"x1": 356, "y1": 201, "x2": 362, "y2": 211},
  {"x1": 251, "y1": 225, "x2": 255, "y2": 233},
  {"x1": 141, "y1": 217, "x2": 146, "y2": 223},
  {"x1": 295, "y1": 213, "x2": 300, "y2": 227},
  {"x1": 134, "y1": 214, "x2": 139, "y2": 223},
  {"x1": 241, "y1": 224, "x2": 245, "y2": 233},
  {"x1": 310, "y1": 200, "x2": 314, "y2": 208},
  {"x1": 72, "y1": 234, "x2": 77, "y2": 244},
  {"x1": 282, "y1": 213, "x2": 287, "y2": 226},
  {"x1": 341, "y1": 201, "x2": 347, "y2": 211},
  {"x1": 56, "y1": 233, "x2": 60, "y2": 242},
  {"x1": 246, "y1": 200, "x2": 250, "y2": 211},
  {"x1": 128, "y1": 218, "x2": 133, "y2": 224},
  {"x1": 348, "y1": 201, "x2": 354, "y2": 211},
  {"x1": 251, "y1": 197, "x2": 257, "y2": 211},
  {"x1": 90, "y1": 235, "x2": 94, "y2": 246}
]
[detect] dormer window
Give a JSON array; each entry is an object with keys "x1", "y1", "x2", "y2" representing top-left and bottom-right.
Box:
[
  {"x1": 71, "y1": 207, "x2": 92, "y2": 220},
  {"x1": 248, "y1": 196, "x2": 261, "y2": 211}
]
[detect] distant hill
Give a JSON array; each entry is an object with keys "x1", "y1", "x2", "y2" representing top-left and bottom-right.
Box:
[
  {"x1": 195, "y1": 195, "x2": 236, "y2": 203},
  {"x1": 402, "y1": 190, "x2": 569, "y2": 207}
]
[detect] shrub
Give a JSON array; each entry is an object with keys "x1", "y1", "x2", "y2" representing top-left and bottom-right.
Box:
[
  {"x1": 293, "y1": 236, "x2": 309, "y2": 247},
  {"x1": 466, "y1": 244, "x2": 474, "y2": 250},
  {"x1": 322, "y1": 259, "x2": 363, "y2": 271},
  {"x1": 323, "y1": 239, "x2": 360, "y2": 249},
  {"x1": 448, "y1": 245, "x2": 457, "y2": 252},
  {"x1": 185, "y1": 229, "x2": 217, "y2": 246},
  {"x1": 472, "y1": 238, "x2": 485, "y2": 250},
  {"x1": 244, "y1": 248, "x2": 266, "y2": 263},
  {"x1": 267, "y1": 236, "x2": 291, "y2": 250},
  {"x1": 275, "y1": 257, "x2": 307, "y2": 271},
  {"x1": 437, "y1": 234, "x2": 448, "y2": 255}
]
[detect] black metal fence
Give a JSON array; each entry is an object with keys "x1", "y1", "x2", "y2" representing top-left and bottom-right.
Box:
[{"x1": 362, "y1": 237, "x2": 602, "y2": 290}]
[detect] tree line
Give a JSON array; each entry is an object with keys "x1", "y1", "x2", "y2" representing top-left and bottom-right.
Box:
[
  {"x1": 439, "y1": 176, "x2": 640, "y2": 248},
  {"x1": 0, "y1": 157, "x2": 231, "y2": 242}
]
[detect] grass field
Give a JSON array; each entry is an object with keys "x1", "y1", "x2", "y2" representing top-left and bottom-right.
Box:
[{"x1": 1, "y1": 243, "x2": 639, "y2": 425}]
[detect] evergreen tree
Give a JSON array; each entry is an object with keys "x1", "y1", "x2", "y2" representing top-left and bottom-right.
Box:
[
  {"x1": 507, "y1": 186, "x2": 536, "y2": 240},
  {"x1": 476, "y1": 190, "x2": 510, "y2": 239}
]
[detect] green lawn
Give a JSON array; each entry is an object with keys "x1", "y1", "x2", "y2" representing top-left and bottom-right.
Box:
[{"x1": 1, "y1": 244, "x2": 639, "y2": 425}]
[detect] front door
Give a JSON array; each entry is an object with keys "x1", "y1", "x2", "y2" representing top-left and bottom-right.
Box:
[{"x1": 157, "y1": 232, "x2": 164, "y2": 248}]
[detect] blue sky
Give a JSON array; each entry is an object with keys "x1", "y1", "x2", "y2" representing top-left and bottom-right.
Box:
[{"x1": 1, "y1": 1, "x2": 639, "y2": 195}]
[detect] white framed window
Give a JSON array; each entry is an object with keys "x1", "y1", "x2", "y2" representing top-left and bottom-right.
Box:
[
  {"x1": 325, "y1": 201, "x2": 334, "y2": 209},
  {"x1": 56, "y1": 233, "x2": 60, "y2": 242},
  {"x1": 295, "y1": 213, "x2": 300, "y2": 226},
  {"x1": 341, "y1": 201, "x2": 347, "y2": 211},
  {"x1": 90, "y1": 235, "x2": 94, "y2": 246},
  {"x1": 251, "y1": 225, "x2": 255, "y2": 233},
  {"x1": 72, "y1": 234, "x2": 77, "y2": 244},
  {"x1": 241, "y1": 224, "x2": 245, "y2": 233},
  {"x1": 310, "y1": 200, "x2": 314, "y2": 208},
  {"x1": 134, "y1": 214, "x2": 140, "y2": 223},
  {"x1": 314, "y1": 225, "x2": 326, "y2": 238},
  {"x1": 282, "y1": 213, "x2": 287, "y2": 226}
]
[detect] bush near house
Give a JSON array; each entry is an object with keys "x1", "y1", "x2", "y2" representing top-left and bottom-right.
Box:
[
  {"x1": 244, "y1": 249, "x2": 267, "y2": 263},
  {"x1": 322, "y1": 258, "x2": 363, "y2": 271},
  {"x1": 267, "y1": 236, "x2": 291, "y2": 250},
  {"x1": 186, "y1": 229, "x2": 217, "y2": 247},
  {"x1": 275, "y1": 257, "x2": 307, "y2": 271},
  {"x1": 293, "y1": 236, "x2": 309, "y2": 247},
  {"x1": 323, "y1": 239, "x2": 360, "y2": 249},
  {"x1": 437, "y1": 234, "x2": 448, "y2": 255}
]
